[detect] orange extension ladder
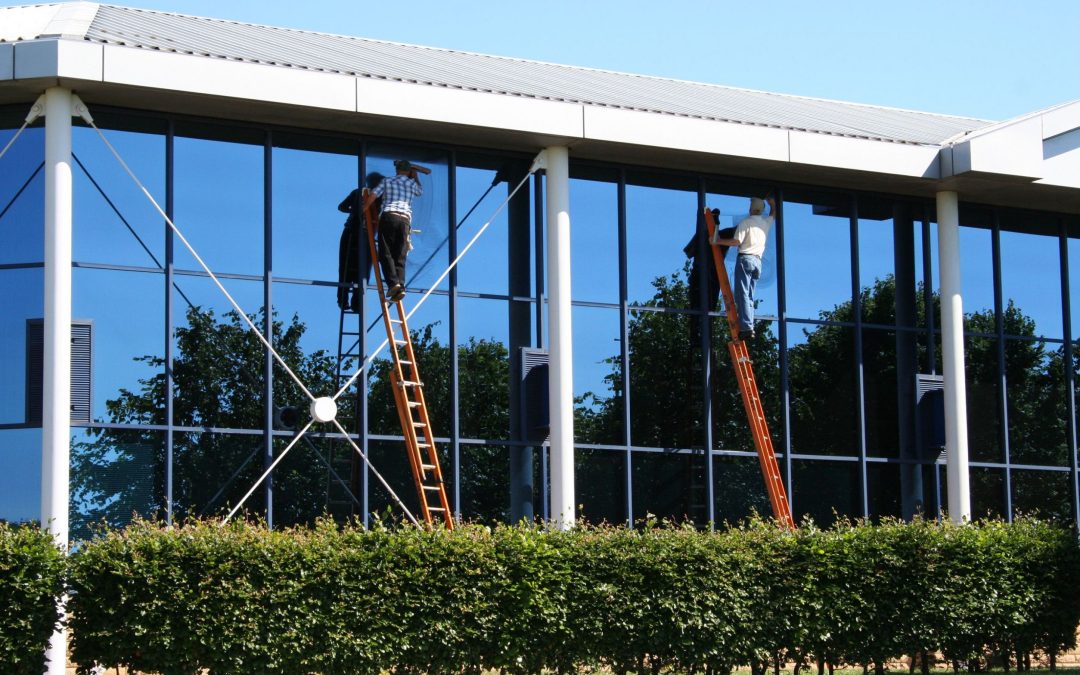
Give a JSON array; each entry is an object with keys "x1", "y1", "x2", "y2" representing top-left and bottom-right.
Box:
[
  {"x1": 704, "y1": 208, "x2": 796, "y2": 529},
  {"x1": 364, "y1": 192, "x2": 454, "y2": 529}
]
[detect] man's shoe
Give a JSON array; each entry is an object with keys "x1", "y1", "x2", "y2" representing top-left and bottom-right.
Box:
[
  {"x1": 350, "y1": 295, "x2": 362, "y2": 313},
  {"x1": 388, "y1": 283, "x2": 405, "y2": 302},
  {"x1": 738, "y1": 330, "x2": 754, "y2": 342}
]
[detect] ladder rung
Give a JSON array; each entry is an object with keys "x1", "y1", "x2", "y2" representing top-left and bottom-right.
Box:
[
  {"x1": 421, "y1": 463, "x2": 436, "y2": 470},
  {"x1": 399, "y1": 360, "x2": 412, "y2": 366},
  {"x1": 407, "y1": 401, "x2": 421, "y2": 408},
  {"x1": 427, "y1": 507, "x2": 446, "y2": 512},
  {"x1": 412, "y1": 422, "x2": 427, "y2": 428},
  {"x1": 422, "y1": 485, "x2": 441, "y2": 491},
  {"x1": 389, "y1": 318, "x2": 403, "y2": 324},
  {"x1": 399, "y1": 380, "x2": 422, "y2": 387}
]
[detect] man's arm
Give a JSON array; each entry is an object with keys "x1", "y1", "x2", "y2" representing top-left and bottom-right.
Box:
[{"x1": 766, "y1": 195, "x2": 776, "y2": 218}]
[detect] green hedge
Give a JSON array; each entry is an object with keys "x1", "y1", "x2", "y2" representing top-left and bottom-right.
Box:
[
  {"x1": 0, "y1": 522, "x2": 66, "y2": 675},
  {"x1": 64, "y1": 517, "x2": 1080, "y2": 674}
]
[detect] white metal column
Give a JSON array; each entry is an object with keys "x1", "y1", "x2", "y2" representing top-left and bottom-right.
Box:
[
  {"x1": 936, "y1": 190, "x2": 971, "y2": 523},
  {"x1": 42, "y1": 86, "x2": 73, "y2": 674},
  {"x1": 545, "y1": 146, "x2": 575, "y2": 528}
]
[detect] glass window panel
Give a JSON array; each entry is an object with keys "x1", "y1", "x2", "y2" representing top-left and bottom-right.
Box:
[
  {"x1": 964, "y1": 335, "x2": 1003, "y2": 463},
  {"x1": 70, "y1": 428, "x2": 163, "y2": 540},
  {"x1": 625, "y1": 178, "x2": 697, "y2": 308},
  {"x1": 863, "y1": 329, "x2": 900, "y2": 458},
  {"x1": 0, "y1": 268, "x2": 43, "y2": 425},
  {"x1": 867, "y1": 462, "x2": 902, "y2": 520},
  {"x1": 365, "y1": 145, "x2": 451, "y2": 294},
  {"x1": 1000, "y1": 230, "x2": 1062, "y2": 339},
  {"x1": 174, "y1": 132, "x2": 264, "y2": 277},
  {"x1": 1011, "y1": 469, "x2": 1072, "y2": 521},
  {"x1": 73, "y1": 268, "x2": 164, "y2": 424},
  {"x1": 857, "y1": 210, "x2": 896, "y2": 325},
  {"x1": 171, "y1": 275, "x2": 265, "y2": 432},
  {"x1": 172, "y1": 431, "x2": 267, "y2": 520},
  {"x1": 73, "y1": 126, "x2": 165, "y2": 268},
  {"x1": 782, "y1": 191, "x2": 851, "y2": 321},
  {"x1": 968, "y1": 467, "x2": 1006, "y2": 521},
  {"x1": 271, "y1": 141, "x2": 357, "y2": 282},
  {"x1": 570, "y1": 176, "x2": 619, "y2": 304},
  {"x1": 711, "y1": 318, "x2": 781, "y2": 454},
  {"x1": 574, "y1": 306, "x2": 623, "y2": 445},
  {"x1": 627, "y1": 310, "x2": 703, "y2": 450},
  {"x1": 459, "y1": 443, "x2": 515, "y2": 525},
  {"x1": 0, "y1": 127, "x2": 44, "y2": 264},
  {"x1": 270, "y1": 279, "x2": 359, "y2": 408},
  {"x1": 791, "y1": 459, "x2": 859, "y2": 527},
  {"x1": 1005, "y1": 338, "x2": 1070, "y2": 466},
  {"x1": 712, "y1": 455, "x2": 771, "y2": 526},
  {"x1": 706, "y1": 189, "x2": 779, "y2": 326},
  {"x1": 631, "y1": 449, "x2": 705, "y2": 526},
  {"x1": 366, "y1": 438, "x2": 442, "y2": 525},
  {"x1": 271, "y1": 432, "x2": 352, "y2": 527},
  {"x1": 365, "y1": 294, "x2": 452, "y2": 439},
  {"x1": 576, "y1": 448, "x2": 627, "y2": 525},
  {"x1": 453, "y1": 159, "x2": 517, "y2": 297},
  {"x1": 787, "y1": 324, "x2": 858, "y2": 457},
  {"x1": 456, "y1": 297, "x2": 508, "y2": 441},
  {"x1": 0, "y1": 428, "x2": 41, "y2": 523},
  {"x1": 958, "y1": 226, "x2": 995, "y2": 319}
]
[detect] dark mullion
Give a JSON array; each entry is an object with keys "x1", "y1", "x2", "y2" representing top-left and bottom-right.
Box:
[
  {"x1": 922, "y1": 208, "x2": 937, "y2": 374},
  {"x1": 164, "y1": 120, "x2": 175, "y2": 525},
  {"x1": 448, "y1": 151, "x2": 461, "y2": 518},
  {"x1": 263, "y1": 131, "x2": 274, "y2": 528},
  {"x1": 850, "y1": 195, "x2": 869, "y2": 517},
  {"x1": 535, "y1": 172, "x2": 549, "y2": 521},
  {"x1": 358, "y1": 141, "x2": 370, "y2": 526},
  {"x1": 992, "y1": 214, "x2": 1012, "y2": 521},
  {"x1": 1059, "y1": 219, "x2": 1080, "y2": 528},
  {"x1": 617, "y1": 171, "x2": 632, "y2": 527},
  {"x1": 775, "y1": 187, "x2": 792, "y2": 515},
  {"x1": 696, "y1": 180, "x2": 714, "y2": 529}
]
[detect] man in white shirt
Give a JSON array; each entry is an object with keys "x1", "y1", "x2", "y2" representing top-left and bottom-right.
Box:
[{"x1": 713, "y1": 195, "x2": 776, "y2": 341}]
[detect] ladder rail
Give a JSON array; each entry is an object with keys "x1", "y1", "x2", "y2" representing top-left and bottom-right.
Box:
[{"x1": 704, "y1": 208, "x2": 796, "y2": 529}]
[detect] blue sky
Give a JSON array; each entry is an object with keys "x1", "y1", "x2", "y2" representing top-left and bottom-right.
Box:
[{"x1": 20, "y1": 0, "x2": 1079, "y2": 121}]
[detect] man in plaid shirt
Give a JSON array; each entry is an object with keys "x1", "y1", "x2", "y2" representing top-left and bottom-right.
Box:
[{"x1": 363, "y1": 159, "x2": 429, "y2": 302}]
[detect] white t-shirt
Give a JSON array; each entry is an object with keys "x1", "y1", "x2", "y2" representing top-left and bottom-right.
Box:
[{"x1": 732, "y1": 213, "x2": 774, "y2": 258}]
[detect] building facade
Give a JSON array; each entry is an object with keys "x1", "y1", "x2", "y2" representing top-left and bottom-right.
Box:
[{"x1": 2, "y1": 3, "x2": 1080, "y2": 545}]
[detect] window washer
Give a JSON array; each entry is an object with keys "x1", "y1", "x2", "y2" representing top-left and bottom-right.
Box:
[
  {"x1": 685, "y1": 209, "x2": 734, "y2": 346},
  {"x1": 712, "y1": 195, "x2": 775, "y2": 341},
  {"x1": 336, "y1": 172, "x2": 383, "y2": 311},
  {"x1": 362, "y1": 160, "x2": 431, "y2": 302}
]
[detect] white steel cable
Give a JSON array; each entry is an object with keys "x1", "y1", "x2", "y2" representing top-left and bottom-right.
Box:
[
  {"x1": 85, "y1": 119, "x2": 317, "y2": 404},
  {"x1": 329, "y1": 417, "x2": 420, "y2": 526},
  {"x1": 333, "y1": 168, "x2": 537, "y2": 401},
  {"x1": 0, "y1": 121, "x2": 30, "y2": 164},
  {"x1": 223, "y1": 419, "x2": 314, "y2": 524}
]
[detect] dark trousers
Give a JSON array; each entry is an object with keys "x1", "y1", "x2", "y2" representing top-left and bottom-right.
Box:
[
  {"x1": 377, "y1": 211, "x2": 410, "y2": 288},
  {"x1": 337, "y1": 225, "x2": 372, "y2": 309}
]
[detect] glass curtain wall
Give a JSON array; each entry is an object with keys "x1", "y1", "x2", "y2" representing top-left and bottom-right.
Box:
[{"x1": 1, "y1": 103, "x2": 1078, "y2": 531}]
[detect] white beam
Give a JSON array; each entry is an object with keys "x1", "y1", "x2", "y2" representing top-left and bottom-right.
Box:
[
  {"x1": 936, "y1": 190, "x2": 971, "y2": 523},
  {"x1": 545, "y1": 146, "x2": 575, "y2": 529},
  {"x1": 42, "y1": 85, "x2": 73, "y2": 674}
]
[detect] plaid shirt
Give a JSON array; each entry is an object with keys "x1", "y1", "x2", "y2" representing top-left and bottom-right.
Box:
[{"x1": 373, "y1": 174, "x2": 423, "y2": 220}]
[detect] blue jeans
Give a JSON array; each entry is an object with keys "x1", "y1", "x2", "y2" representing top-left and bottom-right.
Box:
[{"x1": 735, "y1": 254, "x2": 761, "y2": 333}]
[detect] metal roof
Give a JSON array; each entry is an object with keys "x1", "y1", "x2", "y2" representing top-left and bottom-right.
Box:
[{"x1": 8, "y1": 2, "x2": 994, "y2": 145}]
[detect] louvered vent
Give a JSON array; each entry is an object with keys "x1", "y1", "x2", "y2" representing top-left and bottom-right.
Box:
[
  {"x1": 915, "y1": 374, "x2": 945, "y2": 460},
  {"x1": 25, "y1": 319, "x2": 94, "y2": 426},
  {"x1": 520, "y1": 348, "x2": 549, "y2": 443}
]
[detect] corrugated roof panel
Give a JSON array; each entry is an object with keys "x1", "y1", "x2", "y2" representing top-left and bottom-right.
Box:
[{"x1": 62, "y1": 4, "x2": 994, "y2": 145}]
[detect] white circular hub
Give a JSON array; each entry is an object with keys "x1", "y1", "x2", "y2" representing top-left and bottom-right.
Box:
[{"x1": 310, "y1": 396, "x2": 338, "y2": 423}]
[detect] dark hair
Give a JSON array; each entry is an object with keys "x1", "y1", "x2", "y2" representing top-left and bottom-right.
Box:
[{"x1": 364, "y1": 172, "x2": 384, "y2": 190}]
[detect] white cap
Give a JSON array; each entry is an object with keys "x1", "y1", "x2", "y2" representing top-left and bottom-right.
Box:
[{"x1": 750, "y1": 197, "x2": 765, "y2": 213}]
